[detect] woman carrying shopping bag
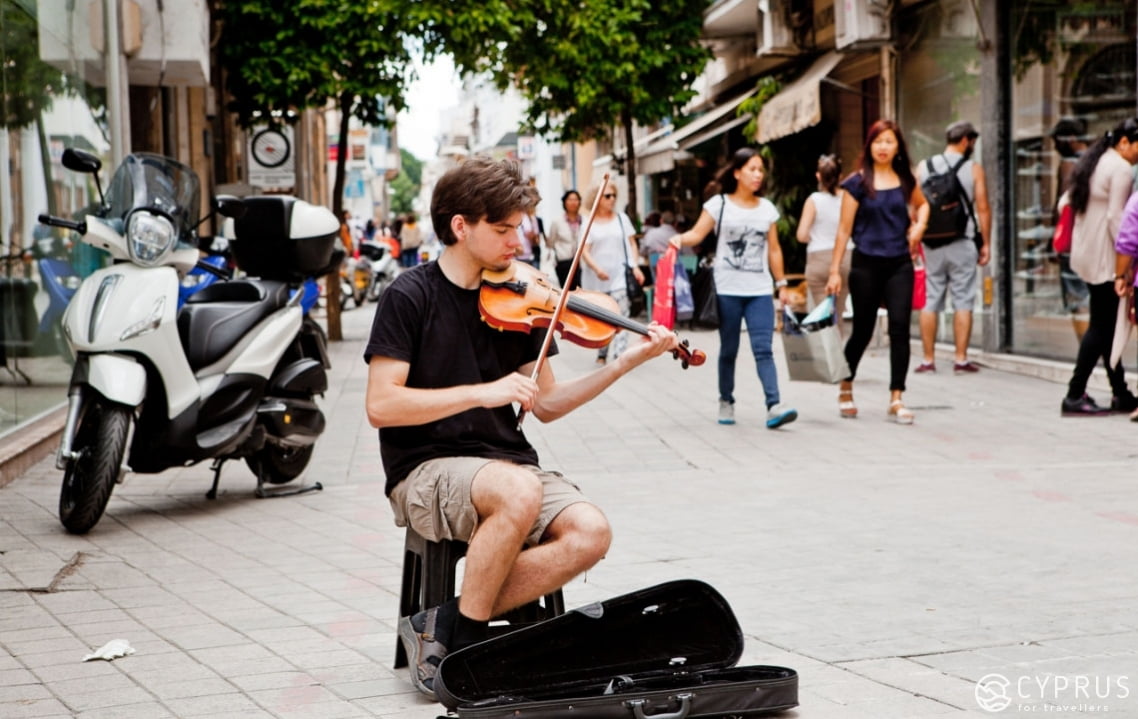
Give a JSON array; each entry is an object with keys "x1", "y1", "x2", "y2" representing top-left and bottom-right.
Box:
[{"x1": 671, "y1": 147, "x2": 797, "y2": 429}]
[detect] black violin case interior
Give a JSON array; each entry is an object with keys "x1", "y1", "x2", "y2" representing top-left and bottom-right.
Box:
[{"x1": 434, "y1": 579, "x2": 798, "y2": 718}]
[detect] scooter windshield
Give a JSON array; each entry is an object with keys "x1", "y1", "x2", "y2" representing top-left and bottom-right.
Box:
[{"x1": 104, "y1": 153, "x2": 201, "y2": 248}]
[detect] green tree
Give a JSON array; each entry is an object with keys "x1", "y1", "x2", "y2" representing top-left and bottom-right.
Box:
[
  {"x1": 218, "y1": 0, "x2": 413, "y2": 215},
  {"x1": 389, "y1": 150, "x2": 421, "y2": 216},
  {"x1": 429, "y1": 0, "x2": 712, "y2": 226},
  {"x1": 399, "y1": 148, "x2": 422, "y2": 187}
]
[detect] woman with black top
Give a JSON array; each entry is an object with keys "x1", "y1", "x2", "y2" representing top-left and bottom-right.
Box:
[{"x1": 825, "y1": 120, "x2": 929, "y2": 424}]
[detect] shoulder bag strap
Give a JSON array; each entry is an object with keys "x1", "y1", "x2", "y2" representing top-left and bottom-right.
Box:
[
  {"x1": 716, "y1": 194, "x2": 726, "y2": 238},
  {"x1": 949, "y1": 155, "x2": 978, "y2": 227},
  {"x1": 617, "y1": 214, "x2": 631, "y2": 268}
]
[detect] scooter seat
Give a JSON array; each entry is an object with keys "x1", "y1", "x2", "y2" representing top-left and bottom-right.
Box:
[{"x1": 177, "y1": 279, "x2": 291, "y2": 371}]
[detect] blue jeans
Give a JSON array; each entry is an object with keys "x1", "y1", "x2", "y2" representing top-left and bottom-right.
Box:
[{"x1": 717, "y1": 294, "x2": 780, "y2": 408}]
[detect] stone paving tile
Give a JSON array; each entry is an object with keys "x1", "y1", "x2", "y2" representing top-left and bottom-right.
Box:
[
  {"x1": 163, "y1": 692, "x2": 265, "y2": 717},
  {"x1": 0, "y1": 697, "x2": 72, "y2": 718},
  {"x1": 54, "y1": 685, "x2": 156, "y2": 713},
  {"x1": 73, "y1": 704, "x2": 176, "y2": 719},
  {"x1": 228, "y1": 671, "x2": 319, "y2": 693}
]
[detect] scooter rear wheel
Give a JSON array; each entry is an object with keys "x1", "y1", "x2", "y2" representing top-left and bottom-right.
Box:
[
  {"x1": 60, "y1": 401, "x2": 131, "y2": 534},
  {"x1": 245, "y1": 443, "x2": 314, "y2": 485}
]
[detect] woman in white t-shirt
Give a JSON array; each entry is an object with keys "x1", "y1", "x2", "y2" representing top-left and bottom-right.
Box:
[
  {"x1": 580, "y1": 183, "x2": 644, "y2": 364},
  {"x1": 672, "y1": 147, "x2": 797, "y2": 429},
  {"x1": 797, "y1": 154, "x2": 850, "y2": 332}
]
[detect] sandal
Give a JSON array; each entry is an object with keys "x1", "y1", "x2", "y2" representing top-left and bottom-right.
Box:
[
  {"x1": 838, "y1": 389, "x2": 858, "y2": 419},
  {"x1": 888, "y1": 399, "x2": 914, "y2": 425}
]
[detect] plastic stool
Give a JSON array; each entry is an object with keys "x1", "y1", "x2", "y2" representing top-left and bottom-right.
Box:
[{"x1": 393, "y1": 527, "x2": 566, "y2": 668}]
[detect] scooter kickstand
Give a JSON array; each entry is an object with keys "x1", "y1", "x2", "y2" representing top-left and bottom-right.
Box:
[
  {"x1": 206, "y1": 458, "x2": 225, "y2": 500},
  {"x1": 254, "y1": 465, "x2": 323, "y2": 499}
]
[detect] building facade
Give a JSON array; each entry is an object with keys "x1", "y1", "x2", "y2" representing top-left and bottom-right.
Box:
[{"x1": 612, "y1": 0, "x2": 1137, "y2": 364}]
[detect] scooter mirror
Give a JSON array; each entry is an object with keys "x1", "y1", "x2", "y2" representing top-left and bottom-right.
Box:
[
  {"x1": 215, "y1": 195, "x2": 247, "y2": 219},
  {"x1": 62, "y1": 148, "x2": 102, "y2": 174}
]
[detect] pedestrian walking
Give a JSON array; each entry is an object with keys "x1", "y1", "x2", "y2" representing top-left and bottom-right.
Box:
[
  {"x1": 1060, "y1": 117, "x2": 1138, "y2": 416},
  {"x1": 546, "y1": 190, "x2": 583, "y2": 289},
  {"x1": 670, "y1": 147, "x2": 798, "y2": 429},
  {"x1": 914, "y1": 120, "x2": 992, "y2": 374},
  {"x1": 797, "y1": 154, "x2": 850, "y2": 334},
  {"x1": 400, "y1": 213, "x2": 423, "y2": 268},
  {"x1": 579, "y1": 183, "x2": 643, "y2": 364},
  {"x1": 825, "y1": 119, "x2": 929, "y2": 424}
]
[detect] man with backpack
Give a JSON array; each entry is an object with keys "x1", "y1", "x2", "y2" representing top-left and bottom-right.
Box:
[{"x1": 914, "y1": 120, "x2": 991, "y2": 374}]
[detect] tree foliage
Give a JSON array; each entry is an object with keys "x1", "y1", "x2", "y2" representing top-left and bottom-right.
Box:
[
  {"x1": 389, "y1": 149, "x2": 421, "y2": 216},
  {"x1": 1, "y1": 1, "x2": 65, "y2": 129},
  {"x1": 216, "y1": 0, "x2": 415, "y2": 212},
  {"x1": 216, "y1": 0, "x2": 419, "y2": 339},
  {"x1": 424, "y1": 0, "x2": 712, "y2": 225}
]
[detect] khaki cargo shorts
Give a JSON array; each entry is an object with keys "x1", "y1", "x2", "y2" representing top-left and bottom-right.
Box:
[{"x1": 388, "y1": 457, "x2": 589, "y2": 547}]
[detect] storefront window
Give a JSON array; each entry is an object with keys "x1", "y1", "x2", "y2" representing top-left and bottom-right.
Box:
[
  {"x1": 1009, "y1": 1, "x2": 1137, "y2": 361},
  {"x1": 897, "y1": 0, "x2": 984, "y2": 342},
  {"x1": 1, "y1": 0, "x2": 109, "y2": 437}
]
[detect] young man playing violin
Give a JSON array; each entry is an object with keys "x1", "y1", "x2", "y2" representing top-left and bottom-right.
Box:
[{"x1": 364, "y1": 157, "x2": 677, "y2": 699}]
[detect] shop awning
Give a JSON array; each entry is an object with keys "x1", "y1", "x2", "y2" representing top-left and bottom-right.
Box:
[
  {"x1": 636, "y1": 88, "x2": 758, "y2": 175},
  {"x1": 756, "y1": 52, "x2": 844, "y2": 143}
]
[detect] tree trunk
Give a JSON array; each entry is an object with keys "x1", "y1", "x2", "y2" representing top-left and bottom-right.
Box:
[
  {"x1": 622, "y1": 109, "x2": 639, "y2": 230},
  {"x1": 324, "y1": 92, "x2": 354, "y2": 342}
]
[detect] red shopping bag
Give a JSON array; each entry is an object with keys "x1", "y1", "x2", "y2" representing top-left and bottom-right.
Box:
[
  {"x1": 1052, "y1": 204, "x2": 1074, "y2": 254},
  {"x1": 912, "y1": 249, "x2": 926, "y2": 310},
  {"x1": 651, "y1": 246, "x2": 678, "y2": 329}
]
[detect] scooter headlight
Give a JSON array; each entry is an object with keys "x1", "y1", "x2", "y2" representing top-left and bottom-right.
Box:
[{"x1": 126, "y1": 211, "x2": 176, "y2": 265}]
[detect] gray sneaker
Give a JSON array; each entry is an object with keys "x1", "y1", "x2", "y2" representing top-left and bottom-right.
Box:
[
  {"x1": 766, "y1": 403, "x2": 798, "y2": 429},
  {"x1": 718, "y1": 400, "x2": 735, "y2": 425},
  {"x1": 398, "y1": 607, "x2": 449, "y2": 698}
]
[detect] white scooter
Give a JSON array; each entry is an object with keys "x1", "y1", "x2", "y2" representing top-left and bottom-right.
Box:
[{"x1": 38, "y1": 149, "x2": 338, "y2": 534}]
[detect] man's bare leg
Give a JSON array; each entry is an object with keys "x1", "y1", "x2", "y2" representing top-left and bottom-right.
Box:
[
  {"x1": 954, "y1": 309, "x2": 973, "y2": 362},
  {"x1": 487, "y1": 502, "x2": 610, "y2": 617},
  {"x1": 461, "y1": 464, "x2": 611, "y2": 620},
  {"x1": 459, "y1": 461, "x2": 544, "y2": 621},
  {"x1": 919, "y1": 310, "x2": 937, "y2": 365}
]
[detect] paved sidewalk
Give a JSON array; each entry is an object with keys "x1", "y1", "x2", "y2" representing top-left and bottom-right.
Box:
[{"x1": 2, "y1": 304, "x2": 1137, "y2": 718}]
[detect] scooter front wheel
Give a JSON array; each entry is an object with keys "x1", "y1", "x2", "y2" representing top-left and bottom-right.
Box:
[{"x1": 60, "y1": 400, "x2": 131, "y2": 534}]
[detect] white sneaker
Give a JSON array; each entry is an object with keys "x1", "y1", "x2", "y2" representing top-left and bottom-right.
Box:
[
  {"x1": 766, "y1": 403, "x2": 798, "y2": 429},
  {"x1": 717, "y1": 400, "x2": 735, "y2": 425}
]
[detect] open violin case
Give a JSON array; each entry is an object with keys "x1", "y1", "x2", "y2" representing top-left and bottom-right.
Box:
[{"x1": 434, "y1": 579, "x2": 798, "y2": 718}]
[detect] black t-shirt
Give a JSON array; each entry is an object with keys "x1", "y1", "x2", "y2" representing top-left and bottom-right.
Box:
[{"x1": 363, "y1": 262, "x2": 557, "y2": 495}]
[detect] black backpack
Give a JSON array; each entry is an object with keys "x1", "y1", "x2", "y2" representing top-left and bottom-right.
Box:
[{"x1": 920, "y1": 155, "x2": 974, "y2": 248}]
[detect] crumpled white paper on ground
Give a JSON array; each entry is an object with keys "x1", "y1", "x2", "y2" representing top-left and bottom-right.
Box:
[{"x1": 82, "y1": 638, "x2": 135, "y2": 662}]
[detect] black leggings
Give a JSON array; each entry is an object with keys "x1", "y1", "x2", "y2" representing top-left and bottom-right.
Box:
[
  {"x1": 1067, "y1": 280, "x2": 1128, "y2": 399},
  {"x1": 844, "y1": 251, "x2": 915, "y2": 392},
  {"x1": 555, "y1": 259, "x2": 580, "y2": 290}
]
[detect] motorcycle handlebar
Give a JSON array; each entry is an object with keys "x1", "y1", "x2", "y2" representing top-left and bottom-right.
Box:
[
  {"x1": 38, "y1": 214, "x2": 87, "y2": 234},
  {"x1": 195, "y1": 259, "x2": 232, "y2": 279}
]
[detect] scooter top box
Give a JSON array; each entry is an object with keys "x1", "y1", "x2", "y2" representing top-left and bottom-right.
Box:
[
  {"x1": 230, "y1": 196, "x2": 338, "y2": 281},
  {"x1": 434, "y1": 579, "x2": 798, "y2": 719}
]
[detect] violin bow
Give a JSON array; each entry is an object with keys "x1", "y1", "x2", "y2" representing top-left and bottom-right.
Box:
[{"x1": 516, "y1": 173, "x2": 611, "y2": 428}]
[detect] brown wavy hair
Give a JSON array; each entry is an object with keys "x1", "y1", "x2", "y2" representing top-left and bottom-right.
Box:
[{"x1": 431, "y1": 156, "x2": 539, "y2": 246}]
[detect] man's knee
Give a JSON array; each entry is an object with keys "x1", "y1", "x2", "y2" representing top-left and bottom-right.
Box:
[
  {"x1": 555, "y1": 504, "x2": 612, "y2": 569},
  {"x1": 473, "y1": 463, "x2": 543, "y2": 525}
]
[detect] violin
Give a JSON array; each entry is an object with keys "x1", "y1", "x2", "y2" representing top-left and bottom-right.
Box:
[{"x1": 479, "y1": 261, "x2": 706, "y2": 369}]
